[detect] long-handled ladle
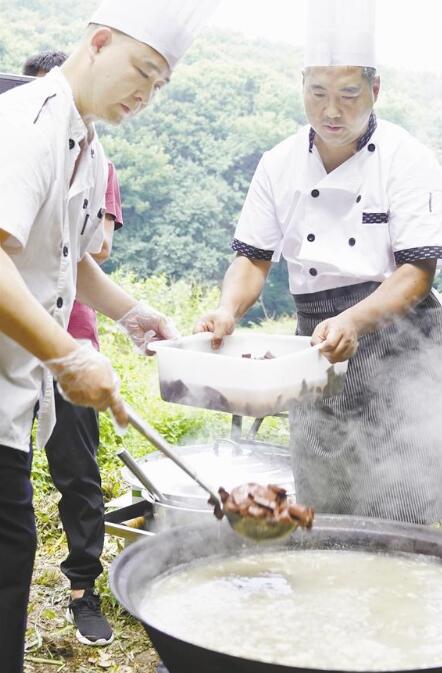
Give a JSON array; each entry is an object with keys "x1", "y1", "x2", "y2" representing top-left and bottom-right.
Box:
[{"x1": 123, "y1": 404, "x2": 300, "y2": 541}]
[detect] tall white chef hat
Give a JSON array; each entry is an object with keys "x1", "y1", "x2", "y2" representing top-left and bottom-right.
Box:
[
  {"x1": 304, "y1": 0, "x2": 376, "y2": 68},
  {"x1": 89, "y1": 0, "x2": 222, "y2": 70}
]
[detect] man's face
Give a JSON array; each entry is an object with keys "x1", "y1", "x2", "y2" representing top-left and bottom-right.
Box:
[
  {"x1": 87, "y1": 29, "x2": 171, "y2": 124},
  {"x1": 303, "y1": 66, "x2": 380, "y2": 147}
]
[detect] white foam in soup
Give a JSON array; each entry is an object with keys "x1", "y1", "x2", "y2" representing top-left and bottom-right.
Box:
[{"x1": 139, "y1": 549, "x2": 442, "y2": 671}]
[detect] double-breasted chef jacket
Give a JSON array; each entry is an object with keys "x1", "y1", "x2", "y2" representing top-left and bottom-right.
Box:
[
  {"x1": 0, "y1": 67, "x2": 107, "y2": 453},
  {"x1": 233, "y1": 114, "x2": 442, "y2": 297}
]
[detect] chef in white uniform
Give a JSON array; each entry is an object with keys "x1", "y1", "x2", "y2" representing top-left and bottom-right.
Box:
[
  {"x1": 0, "y1": 2, "x2": 220, "y2": 672},
  {"x1": 196, "y1": 0, "x2": 442, "y2": 525}
]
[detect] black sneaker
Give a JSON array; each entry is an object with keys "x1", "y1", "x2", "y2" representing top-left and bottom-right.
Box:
[{"x1": 66, "y1": 589, "x2": 114, "y2": 646}]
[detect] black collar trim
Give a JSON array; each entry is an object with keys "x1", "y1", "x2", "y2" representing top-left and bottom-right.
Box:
[{"x1": 308, "y1": 112, "x2": 378, "y2": 153}]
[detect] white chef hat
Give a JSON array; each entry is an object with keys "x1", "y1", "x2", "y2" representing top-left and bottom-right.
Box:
[
  {"x1": 304, "y1": 0, "x2": 376, "y2": 68},
  {"x1": 89, "y1": 0, "x2": 221, "y2": 70}
]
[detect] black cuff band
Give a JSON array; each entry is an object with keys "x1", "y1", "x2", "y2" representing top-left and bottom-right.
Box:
[
  {"x1": 231, "y1": 238, "x2": 274, "y2": 261},
  {"x1": 394, "y1": 246, "x2": 442, "y2": 265}
]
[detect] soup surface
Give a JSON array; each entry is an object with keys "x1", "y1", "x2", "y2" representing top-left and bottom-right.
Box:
[{"x1": 140, "y1": 549, "x2": 442, "y2": 671}]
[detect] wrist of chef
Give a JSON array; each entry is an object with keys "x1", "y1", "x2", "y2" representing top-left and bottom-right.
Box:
[
  {"x1": 44, "y1": 342, "x2": 121, "y2": 409},
  {"x1": 218, "y1": 304, "x2": 239, "y2": 321},
  {"x1": 44, "y1": 342, "x2": 83, "y2": 375},
  {"x1": 215, "y1": 306, "x2": 237, "y2": 337},
  {"x1": 194, "y1": 306, "x2": 236, "y2": 335},
  {"x1": 45, "y1": 341, "x2": 116, "y2": 383},
  {"x1": 43, "y1": 343, "x2": 119, "y2": 394},
  {"x1": 113, "y1": 297, "x2": 139, "y2": 323}
]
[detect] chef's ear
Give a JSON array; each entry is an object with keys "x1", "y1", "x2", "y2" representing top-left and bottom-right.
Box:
[
  {"x1": 89, "y1": 26, "x2": 113, "y2": 57},
  {"x1": 372, "y1": 76, "x2": 381, "y2": 103}
]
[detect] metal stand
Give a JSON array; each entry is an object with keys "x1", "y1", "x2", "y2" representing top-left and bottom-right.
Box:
[
  {"x1": 230, "y1": 413, "x2": 288, "y2": 441},
  {"x1": 104, "y1": 500, "x2": 154, "y2": 542},
  {"x1": 230, "y1": 415, "x2": 243, "y2": 441}
]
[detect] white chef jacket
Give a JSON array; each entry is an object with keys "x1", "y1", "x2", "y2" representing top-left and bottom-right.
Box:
[
  {"x1": 0, "y1": 67, "x2": 108, "y2": 452},
  {"x1": 233, "y1": 116, "x2": 442, "y2": 296}
]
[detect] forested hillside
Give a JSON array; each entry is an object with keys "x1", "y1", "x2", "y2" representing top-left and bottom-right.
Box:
[{"x1": 2, "y1": 0, "x2": 442, "y2": 317}]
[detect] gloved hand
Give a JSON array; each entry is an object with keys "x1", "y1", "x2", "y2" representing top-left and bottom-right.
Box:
[
  {"x1": 45, "y1": 344, "x2": 127, "y2": 427},
  {"x1": 117, "y1": 302, "x2": 180, "y2": 355}
]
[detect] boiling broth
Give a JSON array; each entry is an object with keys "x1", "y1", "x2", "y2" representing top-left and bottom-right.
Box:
[{"x1": 140, "y1": 549, "x2": 442, "y2": 671}]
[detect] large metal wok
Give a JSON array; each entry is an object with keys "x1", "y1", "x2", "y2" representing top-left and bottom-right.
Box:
[{"x1": 110, "y1": 515, "x2": 442, "y2": 673}]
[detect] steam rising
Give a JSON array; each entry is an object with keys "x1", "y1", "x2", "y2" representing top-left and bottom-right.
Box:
[{"x1": 290, "y1": 310, "x2": 442, "y2": 525}]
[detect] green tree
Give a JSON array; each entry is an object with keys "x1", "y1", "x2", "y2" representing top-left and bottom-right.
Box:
[{"x1": 2, "y1": 0, "x2": 442, "y2": 318}]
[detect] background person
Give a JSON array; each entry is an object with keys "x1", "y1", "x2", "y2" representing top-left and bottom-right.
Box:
[
  {"x1": 196, "y1": 0, "x2": 442, "y2": 525},
  {"x1": 23, "y1": 50, "x2": 68, "y2": 77},
  {"x1": 0, "y1": 2, "x2": 220, "y2": 671}
]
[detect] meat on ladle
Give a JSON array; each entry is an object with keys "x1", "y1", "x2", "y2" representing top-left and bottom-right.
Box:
[{"x1": 212, "y1": 483, "x2": 314, "y2": 541}]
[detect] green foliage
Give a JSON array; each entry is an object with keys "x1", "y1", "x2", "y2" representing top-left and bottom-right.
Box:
[{"x1": 3, "y1": 0, "x2": 442, "y2": 319}]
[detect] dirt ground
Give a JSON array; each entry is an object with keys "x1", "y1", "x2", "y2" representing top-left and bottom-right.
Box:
[{"x1": 24, "y1": 539, "x2": 161, "y2": 673}]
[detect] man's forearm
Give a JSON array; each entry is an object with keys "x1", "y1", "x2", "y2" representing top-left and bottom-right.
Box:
[
  {"x1": 219, "y1": 256, "x2": 271, "y2": 319},
  {"x1": 76, "y1": 253, "x2": 137, "y2": 320},
  {"x1": 343, "y1": 260, "x2": 437, "y2": 336},
  {"x1": 0, "y1": 246, "x2": 78, "y2": 361}
]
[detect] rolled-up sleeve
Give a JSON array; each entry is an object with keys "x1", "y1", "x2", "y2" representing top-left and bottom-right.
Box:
[
  {"x1": 388, "y1": 142, "x2": 442, "y2": 266},
  {"x1": 0, "y1": 126, "x2": 49, "y2": 249},
  {"x1": 232, "y1": 155, "x2": 282, "y2": 261}
]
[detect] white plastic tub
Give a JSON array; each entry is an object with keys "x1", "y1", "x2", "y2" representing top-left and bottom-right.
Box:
[{"x1": 150, "y1": 332, "x2": 348, "y2": 417}]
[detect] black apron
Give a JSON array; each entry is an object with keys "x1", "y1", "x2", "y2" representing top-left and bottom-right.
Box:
[{"x1": 291, "y1": 281, "x2": 442, "y2": 524}]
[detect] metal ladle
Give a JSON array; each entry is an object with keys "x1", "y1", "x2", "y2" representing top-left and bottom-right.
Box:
[{"x1": 124, "y1": 405, "x2": 297, "y2": 542}]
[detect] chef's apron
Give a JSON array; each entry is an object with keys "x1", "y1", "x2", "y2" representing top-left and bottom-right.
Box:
[{"x1": 291, "y1": 281, "x2": 442, "y2": 524}]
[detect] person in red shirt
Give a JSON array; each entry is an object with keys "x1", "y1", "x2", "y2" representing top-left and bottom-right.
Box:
[{"x1": 24, "y1": 52, "x2": 123, "y2": 647}]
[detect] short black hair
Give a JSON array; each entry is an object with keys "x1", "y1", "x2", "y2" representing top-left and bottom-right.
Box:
[{"x1": 22, "y1": 50, "x2": 68, "y2": 76}]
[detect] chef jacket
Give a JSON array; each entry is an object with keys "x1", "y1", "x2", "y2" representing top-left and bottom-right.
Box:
[
  {"x1": 233, "y1": 115, "x2": 442, "y2": 296},
  {"x1": 0, "y1": 67, "x2": 107, "y2": 452}
]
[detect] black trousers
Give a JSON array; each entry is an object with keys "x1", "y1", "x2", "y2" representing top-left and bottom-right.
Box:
[
  {"x1": 45, "y1": 386, "x2": 104, "y2": 589},
  {"x1": 0, "y1": 445, "x2": 36, "y2": 673}
]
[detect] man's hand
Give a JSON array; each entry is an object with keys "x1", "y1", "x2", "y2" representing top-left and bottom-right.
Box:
[
  {"x1": 118, "y1": 302, "x2": 180, "y2": 355},
  {"x1": 45, "y1": 345, "x2": 127, "y2": 427},
  {"x1": 311, "y1": 315, "x2": 359, "y2": 363},
  {"x1": 194, "y1": 308, "x2": 236, "y2": 350}
]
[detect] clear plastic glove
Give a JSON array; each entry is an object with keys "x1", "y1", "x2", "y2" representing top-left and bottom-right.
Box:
[
  {"x1": 118, "y1": 302, "x2": 180, "y2": 355},
  {"x1": 45, "y1": 344, "x2": 127, "y2": 427}
]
